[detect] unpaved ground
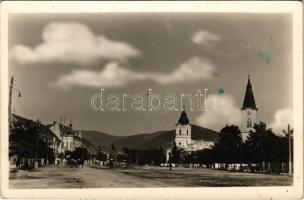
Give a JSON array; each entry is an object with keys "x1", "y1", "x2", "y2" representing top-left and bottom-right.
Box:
[{"x1": 9, "y1": 165, "x2": 292, "y2": 188}]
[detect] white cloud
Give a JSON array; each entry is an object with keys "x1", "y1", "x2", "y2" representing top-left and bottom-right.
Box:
[
  {"x1": 195, "y1": 94, "x2": 241, "y2": 131},
  {"x1": 10, "y1": 22, "x2": 141, "y2": 65},
  {"x1": 152, "y1": 57, "x2": 216, "y2": 84},
  {"x1": 53, "y1": 62, "x2": 146, "y2": 89},
  {"x1": 53, "y1": 57, "x2": 216, "y2": 89},
  {"x1": 270, "y1": 108, "x2": 293, "y2": 135},
  {"x1": 191, "y1": 30, "x2": 220, "y2": 46}
]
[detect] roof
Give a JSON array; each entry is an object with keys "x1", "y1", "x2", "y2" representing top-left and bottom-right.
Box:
[
  {"x1": 12, "y1": 114, "x2": 32, "y2": 125},
  {"x1": 242, "y1": 74, "x2": 258, "y2": 110},
  {"x1": 12, "y1": 114, "x2": 60, "y2": 141},
  {"x1": 191, "y1": 125, "x2": 219, "y2": 142},
  {"x1": 57, "y1": 123, "x2": 80, "y2": 137},
  {"x1": 177, "y1": 110, "x2": 190, "y2": 125}
]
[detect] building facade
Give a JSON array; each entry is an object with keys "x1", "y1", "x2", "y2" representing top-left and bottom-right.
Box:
[
  {"x1": 10, "y1": 115, "x2": 61, "y2": 165},
  {"x1": 48, "y1": 121, "x2": 82, "y2": 154}
]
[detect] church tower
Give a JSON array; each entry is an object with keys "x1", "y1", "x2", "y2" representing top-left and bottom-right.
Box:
[
  {"x1": 175, "y1": 109, "x2": 192, "y2": 148},
  {"x1": 240, "y1": 73, "x2": 258, "y2": 141}
]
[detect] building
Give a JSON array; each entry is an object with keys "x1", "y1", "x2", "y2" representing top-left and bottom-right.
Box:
[
  {"x1": 48, "y1": 121, "x2": 82, "y2": 154},
  {"x1": 240, "y1": 74, "x2": 258, "y2": 141},
  {"x1": 10, "y1": 114, "x2": 61, "y2": 165},
  {"x1": 166, "y1": 110, "x2": 216, "y2": 161},
  {"x1": 11, "y1": 115, "x2": 61, "y2": 153}
]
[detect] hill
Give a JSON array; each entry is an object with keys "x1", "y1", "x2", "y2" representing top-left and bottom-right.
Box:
[{"x1": 80, "y1": 124, "x2": 218, "y2": 152}]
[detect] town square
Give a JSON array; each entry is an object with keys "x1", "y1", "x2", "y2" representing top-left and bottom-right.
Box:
[{"x1": 1, "y1": 3, "x2": 302, "y2": 199}]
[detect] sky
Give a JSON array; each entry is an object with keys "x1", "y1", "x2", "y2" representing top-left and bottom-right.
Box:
[{"x1": 9, "y1": 13, "x2": 293, "y2": 136}]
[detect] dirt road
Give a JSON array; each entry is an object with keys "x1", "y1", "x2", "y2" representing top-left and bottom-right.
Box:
[{"x1": 9, "y1": 165, "x2": 292, "y2": 188}]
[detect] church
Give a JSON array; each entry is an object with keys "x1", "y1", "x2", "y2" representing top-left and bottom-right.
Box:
[
  {"x1": 48, "y1": 121, "x2": 82, "y2": 155},
  {"x1": 166, "y1": 74, "x2": 258, "y2": 161},
  {"x1": 240, "y1": 73, "x2": 258, "y2": 141}
]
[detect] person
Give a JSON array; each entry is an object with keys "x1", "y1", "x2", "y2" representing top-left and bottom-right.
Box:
[
  {"x1": 16, "y1": 159, "x2": 20, "y2": 169},
  {"x1": 109, "y1": 158, "x2": 114, "y2": 169}
]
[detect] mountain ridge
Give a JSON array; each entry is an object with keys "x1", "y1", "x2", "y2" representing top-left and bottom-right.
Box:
[{"x1": 80, "y1": 124, "x2": 219, "y2": 152}]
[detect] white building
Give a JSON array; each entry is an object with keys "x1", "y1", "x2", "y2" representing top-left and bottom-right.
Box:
[
  {"x1": 48, "y1": 121, "x2": 82, "y2": 154},
  {"x1": 240, "y1": 74, "x2": 258, "y2": 141},
  {"x1": 166, "y1": 110, "x2": 215, "y2": 161}
]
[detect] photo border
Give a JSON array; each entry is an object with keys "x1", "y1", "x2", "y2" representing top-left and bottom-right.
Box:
[{"x1": 0, "y1": 1, "x2": 303, "y2": 199}]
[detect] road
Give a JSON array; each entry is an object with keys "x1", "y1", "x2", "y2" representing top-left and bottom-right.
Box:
[{"x1": 9, "y1": 164, "x2": 292, "y2": 188}]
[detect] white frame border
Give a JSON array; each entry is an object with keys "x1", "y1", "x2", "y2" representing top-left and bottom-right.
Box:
[{"x1": 0, "y1": 1, "x2": 303, "y2": 199}]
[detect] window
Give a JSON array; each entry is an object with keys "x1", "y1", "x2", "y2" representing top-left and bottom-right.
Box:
[
  {"x1": 179, "y1": 129, "x2": 181, "y2": 135},
  {"x1": 247, "y1": 120, "x2": 252, "y2": 128},
  {"x1": 179, "y1": 142, "x2": 181, "y2": 145},
  {"x1": 187, "y1": 129, "x2": 188, "y2": 135}
]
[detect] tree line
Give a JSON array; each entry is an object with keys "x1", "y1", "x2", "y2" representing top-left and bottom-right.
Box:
[
  {"x1": 171, "y1": 122, "x2": 293, "y2": 173},
  {"x1": 95, "y1": 146, "x2": 166, "y2": 166},
  {"x1": 93, "y1": 121, "x2": 293, "y2": 174}
]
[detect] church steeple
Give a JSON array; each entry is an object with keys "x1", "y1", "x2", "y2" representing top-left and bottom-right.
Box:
[
  {"x1": 175, "y1": 108, "x2": 191, "y2": 148},
  {"x1": 242, "y1": 73, "x2": 257, "y2": 110},
  {"x1": 178, "y1": 110, "x2": 189, "y2": 125}
]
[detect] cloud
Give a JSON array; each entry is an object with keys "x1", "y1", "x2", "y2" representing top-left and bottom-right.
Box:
[
  {"x1": 195, "y1": 94, "x2": 241, "y2": 131},
  {"x1": 269, "y1": 108, "x2": 293, "y2": 135},
  {"x1": 152, "y1": 57, "x2": 216, "y2": 84},
  {"x1": 53, "y1": 62, "x2": 146, "y2": 89},
  {"x1": 191, "y1": 30, "x2": 220, "y2": 46},
  {"x1": 10, "y1": 22, "x2": 141, "y2": 65},
  {"x1": 53, "y1": 57, "x2": 216, "y2": 89}
]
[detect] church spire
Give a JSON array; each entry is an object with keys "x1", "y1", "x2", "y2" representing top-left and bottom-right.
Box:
[
  {"x1": 178, "y1": 109, "x2": 189, "y2": 125},
  {"x1": 242, "y1": 73, "x2": 257, "y2": 110}
]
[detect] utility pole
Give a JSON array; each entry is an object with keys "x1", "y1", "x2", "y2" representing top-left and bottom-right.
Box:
[
  {"x1": 46, "y1": 129, "x2": 49, "y2": 165},
  {"x1": 240, "y1": 141, "x2": 243, "y2": 172},
  {"x1": 9, "y1": 77, "x2": 14, "y2": 133},
  {"x1": 288, "y1": 124, "x2": 292, "y2": 175},
  {"x1": 34, "y1": 118, "x2": 40, "y2": 169}
]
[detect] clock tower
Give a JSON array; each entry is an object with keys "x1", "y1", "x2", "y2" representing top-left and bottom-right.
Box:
[{"x1": 240, "y1": 73, "x2": 258, "y2": 141}]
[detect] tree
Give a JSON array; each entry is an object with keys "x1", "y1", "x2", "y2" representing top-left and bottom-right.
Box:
[
  {"x1": 96, "y1": 150, "x2": 107, "y2": 161},
  {"x1": 122, "y1": 147, "x2": 166, "y2": 165},
  {"x1": 213, "y1": 125, "x2": 242, "y2": 167},
  {"x1": 244, "y1": 121, "x2": 283, "y2": 173},
  {"x1": 170, "y1": 142, "x2": 181, "y2": 164},
  {"x1": 109, "y1": 144, "x2": 117, "y2": 169},
  {"x1": 245, "y1": 122, "x2": 281, "y2": 163},
  {"x1": 195, "y1": 148, "x2": 215, "y2": 167}
]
